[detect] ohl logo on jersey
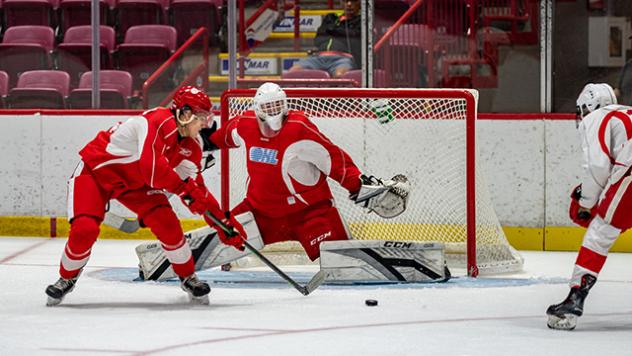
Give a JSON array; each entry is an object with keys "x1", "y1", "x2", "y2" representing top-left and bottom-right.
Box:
[{"x1": 249, "y1": 147, "x2": 279, "y2": 165}]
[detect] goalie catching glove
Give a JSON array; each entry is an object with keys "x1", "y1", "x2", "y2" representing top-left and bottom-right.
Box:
[{"x1": 350, "y1": 174, "x2": 410, "y2": 218}]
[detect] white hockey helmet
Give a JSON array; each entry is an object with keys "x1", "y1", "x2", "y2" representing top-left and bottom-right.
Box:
[
  {"x1": 253, "y1": 82, "x2": 288, "y2": 136},
  {"x1": 576, "y1": 83, "x2": 617, "y2": 119}
]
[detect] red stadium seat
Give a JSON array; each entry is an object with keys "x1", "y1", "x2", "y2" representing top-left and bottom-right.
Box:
[
  {"x1": 56, "y1": 25, "x2": 116, "y2": 86},
  {"x1": 340, "y1": 69, "x2": 387, "y2": 87},
  {"x1": 116, "y1": 0, "x2": 165, "y2": 42},
  {"x1": 8, "y1": 70, "x2": 70, "y2": 108},
  {"x1": 117, "y1": 25, "x2": 177, "y2": 90},
  {"x1": 169, "y1": 0, "x2": 218, "y2": 46},
  {"x1": 340, "y1": 69, "x2": 361, "y2": 86},
  {"x1": 2, "y1": 0, "x2": 56, "y2": 29},
  {"x1": 0, "y1": 25, "x2": 54, "y2": 87},
  {"x1": 68, "y1": 70, "x2": 133, "y2": 108},
  {"x1": 0, "y1": 71, "x2": 9, "y2": 107},
  {"x1": 58, "y1": 0, "x2": 112, "y2": 35},
  {"x1": 281, "y1": 69, "x2": 330, "y2": 80}
]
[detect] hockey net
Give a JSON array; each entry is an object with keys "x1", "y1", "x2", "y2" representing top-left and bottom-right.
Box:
[{"x1": 219, "y1": 88, "x2": 523, "y2": 276}]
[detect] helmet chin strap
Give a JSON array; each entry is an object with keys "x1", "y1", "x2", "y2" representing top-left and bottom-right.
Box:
[{"x1": 176, "y1": 109, "x2": 192, "y2": 137}]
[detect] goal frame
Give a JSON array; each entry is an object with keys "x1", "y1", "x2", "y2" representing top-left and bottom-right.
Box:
[{"x1": 220, "y1": 88, "x2": 479, "y2": 277}]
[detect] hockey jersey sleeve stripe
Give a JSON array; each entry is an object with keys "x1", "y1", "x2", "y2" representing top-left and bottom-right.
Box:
[{"x1": 598, "y1": 111, "x2": 632, "y2": 164}]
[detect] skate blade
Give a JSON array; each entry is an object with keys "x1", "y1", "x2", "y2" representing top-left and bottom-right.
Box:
[
  {"x1": 547, "y1": 314, "x2": 577, "y2": 330},
  {"x1": 188, "y1": 294, "x2": 210, "y2": 305},
  {"x1": 46, "y1": 296, "x2": 62, "y2": 307}
]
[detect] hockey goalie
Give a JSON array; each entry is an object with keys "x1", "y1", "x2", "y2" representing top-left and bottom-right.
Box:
[{"x1": 136, "y1": 83, "x2": 450, "y2": 284}]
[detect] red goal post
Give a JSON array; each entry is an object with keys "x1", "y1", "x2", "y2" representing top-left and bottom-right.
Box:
[{"x1": 219, "y1": 88, "x2": 523, "y2": 276}]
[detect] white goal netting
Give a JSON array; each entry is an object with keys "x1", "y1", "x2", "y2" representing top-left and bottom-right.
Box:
[{"x1": 220, "y1": 88, "x2": 523, "y2": 275}]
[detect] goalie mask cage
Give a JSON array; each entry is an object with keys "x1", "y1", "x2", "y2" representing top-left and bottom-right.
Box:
[{"x1": 220, "y1": 88, "x2": 523, "y2": 276}]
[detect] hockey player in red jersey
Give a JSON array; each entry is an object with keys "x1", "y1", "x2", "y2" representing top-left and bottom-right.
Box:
[
  {"x1": 547, "y1": 83, "x2": 632, "y2": 330},
  {"x1": 45, "y1": 86, "x2": 244, "y2": 306},
  {"x1": 207, "y1": 82, "x2": 404, "y2": 261}
]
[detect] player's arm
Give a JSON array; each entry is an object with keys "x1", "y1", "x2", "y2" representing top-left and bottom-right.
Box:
[
  {"x1": 299, "y1": 121, "x2": 409, "y2": 218},
  {"x1": 578, "y1": 120, "x2": 614, "y2": 209},
  {"x1": 208, "y1": 117, "x2": 243, "y2": 150},
  {"x1": 136, "y1": 117, "x2": 185, "y2": 193},
  {"x1": 298, "y1": 120, "x2": 362, "y2": 192}
]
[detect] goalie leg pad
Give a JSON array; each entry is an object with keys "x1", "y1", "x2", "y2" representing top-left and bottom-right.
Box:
[
  {"x1": 136, "y1": 211, "x2": 263, "y2": 281},
  {"x1": 320, "y1": 240, "x2": 450, "y2": 283}
]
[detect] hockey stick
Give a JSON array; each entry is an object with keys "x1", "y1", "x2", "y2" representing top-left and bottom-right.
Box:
[
  {"x1": 103, "y1": 212, "x2": 141, "y2": 233},
  {"x1": 204, "y1": 211, "x2": 326, "y2": 296}
]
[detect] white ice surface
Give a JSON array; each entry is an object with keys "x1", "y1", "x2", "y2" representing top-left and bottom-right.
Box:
[{"x1": 1, "y1": 237, "x2": 631, "y2": 356}]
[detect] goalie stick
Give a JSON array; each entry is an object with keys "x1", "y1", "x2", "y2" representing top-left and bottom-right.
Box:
[{"x1": 204, "y1": 211, "x2": 326, "y2": 296}]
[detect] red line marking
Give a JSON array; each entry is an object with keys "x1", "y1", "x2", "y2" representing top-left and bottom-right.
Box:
[
  {"x1": 130, "y1": 311, "x2": 632, "y2": 355},
  {"x1": 0, "y1": 238, "x2": 52, "y2": 264}
]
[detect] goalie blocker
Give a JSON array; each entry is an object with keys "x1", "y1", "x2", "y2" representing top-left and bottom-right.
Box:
[{"x1": 320, "y1": 240, "x2": 451, "y2": 283}]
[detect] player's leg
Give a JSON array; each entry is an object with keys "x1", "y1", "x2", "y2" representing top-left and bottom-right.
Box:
[
  {"x1": 296, "y1": 200, "x2": 350, "y2": 261},
  {"x1": 330, "y1": 56, "x2": 355, "y2": 78},
  {"x1": 136, "y1": 200, "x2": 264, "y2": 280},
  {"x1": 46, "y1": 163, "x2": 108, "y2": 306},
  {"x1": 547, "y1": 175, "x2": 632, "y2": 329},
  {"x1": 118, "y1": 189, "x2": 210, "y2": 303},
  {"x1": 289, "y1": 56, "x2": 326, "y2": 73}
]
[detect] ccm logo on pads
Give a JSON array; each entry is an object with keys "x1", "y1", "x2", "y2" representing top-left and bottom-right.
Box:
[
  {"x1": 310, "y1": 231, "x2": 332, "y2": 246},
  {"x1": 249, "y1": 147, "x2": 279, "y2": 165}
]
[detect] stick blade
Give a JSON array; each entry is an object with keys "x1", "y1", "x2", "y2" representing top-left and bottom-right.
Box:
[
  {"x1": 302, "y1": 270, "x2": 327, "y2": 295},
  {"x1": 103, "y1": 213, "x2": 140, "y2": 234}
]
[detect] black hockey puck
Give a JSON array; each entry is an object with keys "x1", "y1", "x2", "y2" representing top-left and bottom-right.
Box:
[{"x1": 365, "y1": 299, "x2": 378, "y2": 306}]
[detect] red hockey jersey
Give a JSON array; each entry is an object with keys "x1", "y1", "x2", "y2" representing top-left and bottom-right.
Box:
[
  {"x1": 211, "y1": 110, "x2": 362, "y2": 218},
  {"x1": 79, "y1": 107, "x2": 203, "y2": 197}
]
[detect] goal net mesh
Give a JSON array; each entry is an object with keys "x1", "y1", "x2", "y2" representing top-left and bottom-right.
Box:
[{"x1": 221, "y1": 88, "x2": 523, "y2": 274}]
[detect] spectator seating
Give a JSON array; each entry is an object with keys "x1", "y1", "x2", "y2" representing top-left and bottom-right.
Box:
[
  {"x1": 0, "y1": 25, "x2": 54, "y2": 87},
  {"x1": 58, "y1": 0, "x2": 114, "y2": 35},
  {"x1": 340, "y1": 69, "x2": 387, "y2": 87},
  {"x1": 281, "y1": 69, "x2": 330, "y2": 80},
  {"x1": 56, "y1": 25, "x2": 116, "y2": 86},
  {"x1": 8, "y1": 70, "x2": 70, "y2": 108},
  {"x1": 68, "y1": 70, "x2": 133, "y2": 108},
  {"x1": 2, "y1": 0, "x2": 56, "y2": 29},
  {"x1": 117, "y1": 24, "x2": 177, "y2": 90},
  {"x1": 116, "y1": 0, "x2": 165, "y2": 41},
  {"x1": 0, "y1": 71, "x2": 9, "y2": 108},
  {"x1": 341, "y1": 69, "x2": 361, "y2": 86},
  {"x1": 169, "y1": 0, "x2": 219, "y2": 46}
]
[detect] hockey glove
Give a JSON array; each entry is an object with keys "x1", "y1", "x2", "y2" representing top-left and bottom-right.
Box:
[
  {"x1": 204, "y1": 213, "x2": 246, "y2": 251},
  {"x1": 177, "y1": 178, "x2": 216, "y2": 216},
  {"x1": 569, "y1": 184, "x2": 597, "y2": 228}
]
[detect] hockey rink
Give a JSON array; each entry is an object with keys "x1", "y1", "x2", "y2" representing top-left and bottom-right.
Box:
[{"x1": 1, "y1": 237, "x2": 631, "y2": 356}]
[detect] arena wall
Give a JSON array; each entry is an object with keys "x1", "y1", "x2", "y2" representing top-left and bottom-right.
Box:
[{"x1": 1, "y1": 111, "x2": 629, "y2": 251}]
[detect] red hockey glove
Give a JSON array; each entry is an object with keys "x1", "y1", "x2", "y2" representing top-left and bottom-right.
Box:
[
  {"x1": 177, "y1": 178, "x2": 215, "y2": 216},
  {"x1": 204, "y1": 213, "x2": 246, "y2": 251},
  {"x1": 569, "y1": 185, "x2": 597, "y2": 228}
]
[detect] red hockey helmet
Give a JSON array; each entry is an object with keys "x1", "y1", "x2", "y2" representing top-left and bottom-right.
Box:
[{"x1": 171, "y1": 86, "x2": 212, "y2": 125}]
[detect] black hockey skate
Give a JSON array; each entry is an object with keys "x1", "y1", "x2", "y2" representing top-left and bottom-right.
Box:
[
  {"x1": 45, "y1": 277, "x2": 78, "y2": 306},
  {"x1": 546, "y1": 274, "x2": 596, "y2": 330},
  {"x1": 180, "y1": 274, "x2": 210, "y2": 304}
]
